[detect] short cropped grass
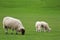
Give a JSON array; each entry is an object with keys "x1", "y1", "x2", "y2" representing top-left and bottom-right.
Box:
[{"x1": 0, "y1": 0, "x2": 60, "y2": 40}]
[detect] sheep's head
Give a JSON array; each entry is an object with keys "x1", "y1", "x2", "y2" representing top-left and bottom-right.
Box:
[
  {"x1": 17, "y1": 28, "x2": 25, "y2": 35},
  {"x1": 20, "y1": 29, "x2": 25, "y2": 35},
  {"x1": 48, "y1": 28, "x2": 51, "y2": 32}
]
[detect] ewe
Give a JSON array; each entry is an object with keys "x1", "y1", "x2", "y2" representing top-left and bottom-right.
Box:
[{"x1": 3, "y1": 17, "x2": 25, "y2": 35}]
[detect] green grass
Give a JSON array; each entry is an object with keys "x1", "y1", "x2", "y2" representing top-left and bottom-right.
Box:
[{"x1": 0, "y1": 0, "x2": 60, "y2": 40}]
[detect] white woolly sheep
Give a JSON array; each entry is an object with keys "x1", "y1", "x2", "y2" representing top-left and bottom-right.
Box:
[
  {"x1": 3, "y1": 16, "x2": 25, "y2": 35},
  {"x1": 35, "y1": 21, "x2": 51, "y2": 32}
]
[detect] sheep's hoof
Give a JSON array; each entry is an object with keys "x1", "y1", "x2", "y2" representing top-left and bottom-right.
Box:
[
  {"x1": 5, "y1": 32, "x2": 8, "y2": 34},
  {"x1": 16, "y1": 33, "x2": 18, "y2": 35},
  {"x1": 11, "y1": 33, "x2": 13, "y2": 35},
  {"x1": 44, "y1": 31, "x2": 46, "y2": 32}
]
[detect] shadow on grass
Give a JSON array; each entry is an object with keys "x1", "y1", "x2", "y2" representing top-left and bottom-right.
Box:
[{"x1": 4, "y1": 33, "x2": 22, "y2": 35}]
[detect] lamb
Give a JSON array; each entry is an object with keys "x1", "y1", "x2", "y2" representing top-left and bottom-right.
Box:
[
  {"x1": 3, "y1": 16, "x2": 25, "y2": 35},
  {"x1": 35, "y1": 21, "x2": 51, "y2": 32}
]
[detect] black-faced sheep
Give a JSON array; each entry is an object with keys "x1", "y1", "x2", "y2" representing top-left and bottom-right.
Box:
[{"x1": 3, "y1": 17, "x2": 25, "y2": 35}]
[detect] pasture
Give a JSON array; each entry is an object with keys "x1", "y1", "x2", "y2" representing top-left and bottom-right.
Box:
[{"x1": 0, "y1": 0, "x2": 60, "y2": 40}]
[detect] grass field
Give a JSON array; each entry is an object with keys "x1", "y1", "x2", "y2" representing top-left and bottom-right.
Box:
[{"x1": 0, "y1": 0, "x2": 60, "y2": 40}]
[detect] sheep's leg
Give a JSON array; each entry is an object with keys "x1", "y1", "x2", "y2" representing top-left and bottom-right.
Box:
[
  {"x1": 36, "y1": 26, "x2": 41, "y2": 32},
  {"x1": 36, "y1": 27, "x2": 40, "y2": 32},
  {"x1": 16, "y1": 32, "x2": 18, "y2": 35},
  {"x1": 36, "y1": 27, "x2": 38, "y2": 32},
  {"x1": 43, "y1": 28, "x2": 46, "y2": 32},
  {"x1": 16, "y1": 30, "x2": 18, "y2": 35},
  {"x1": 5, "y1": 29, "x2": 8, "y2": 34},
  {"x1": 5, "y1": 26, "x2": 8, "y2": 34},
  {"x1": 11, "y1": 29, "x2": 14, "y2": 34},
  {"x1": 39, "y1": 27, "x2": 41, "y2": 32}
]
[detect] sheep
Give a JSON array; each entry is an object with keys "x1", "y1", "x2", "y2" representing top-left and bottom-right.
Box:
[
  {"x1": 3, "y1": 16, "x2": 25, "y2": 35},
  {"x1": 35, "y1": 21, "x2": 51, "y2": 32}
]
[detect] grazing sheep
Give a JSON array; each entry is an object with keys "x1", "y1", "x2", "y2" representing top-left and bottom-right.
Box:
[
  {"x1": 3, "y1": 16, "x2": 25, "y2": 35},
  {"x1": 35, "y1": 21, "x2": 51, "y2": 32}
]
